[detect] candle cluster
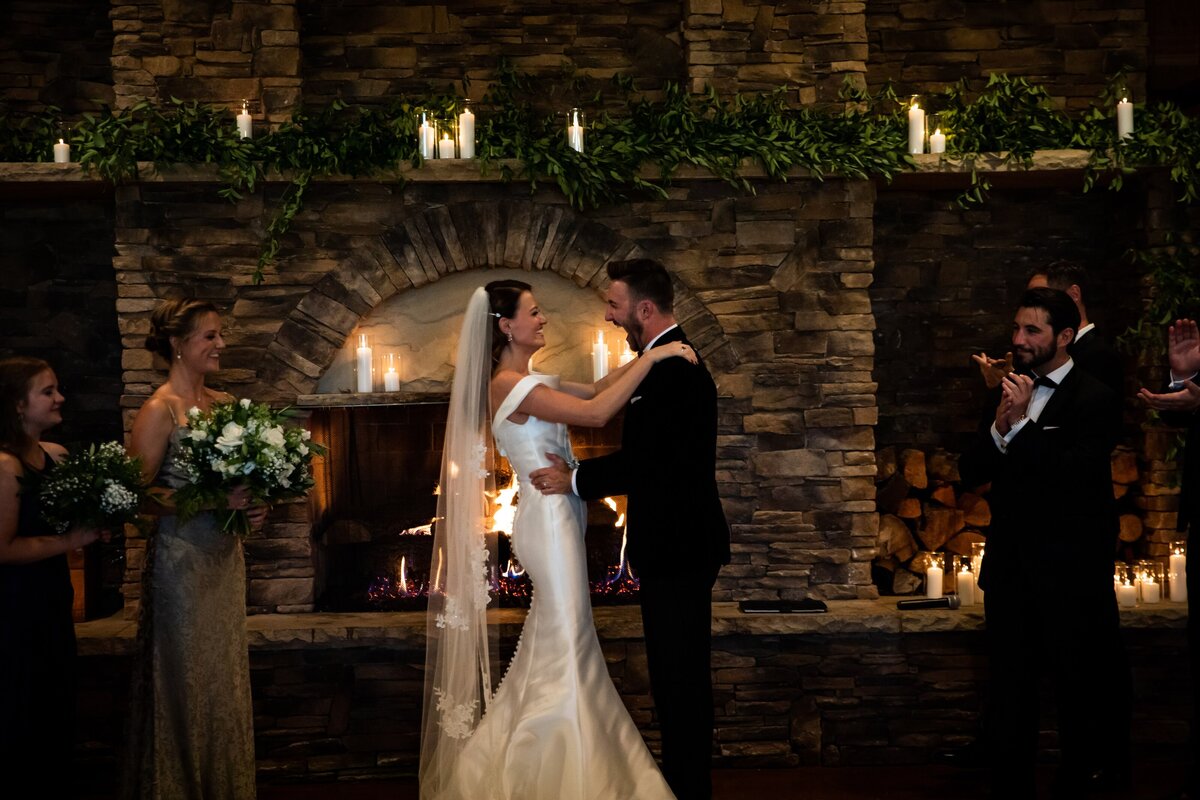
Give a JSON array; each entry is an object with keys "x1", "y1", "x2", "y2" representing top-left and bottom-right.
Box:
[
  {"x1": 351, "y1": 334, "x2": 405, "y2": 394},
  {"x1": 416, "y1": 104, "x2": 478, "y2": 160},
  {"x1": 1113, "y1": 544, "x2": 1186, "y2": 608}
]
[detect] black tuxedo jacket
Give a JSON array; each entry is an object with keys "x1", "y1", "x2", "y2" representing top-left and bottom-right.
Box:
[
  {"x1": 575, "y1": 327, "x2": 731, "y2": 577},
  {"x1": 960, "y1": 365, "x2": 1120, "y2": 590},
  {"x1": 1068, "y1": 328, "x2": 1124, "y2": 401}
]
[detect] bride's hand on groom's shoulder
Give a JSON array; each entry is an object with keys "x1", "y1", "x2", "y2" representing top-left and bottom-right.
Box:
[
  {"x1": 649, "y1": 342, "x2": 698, "y2": 365},
  {"x1": 529, "y1": 453, "x2": 571, "y2": 495}
]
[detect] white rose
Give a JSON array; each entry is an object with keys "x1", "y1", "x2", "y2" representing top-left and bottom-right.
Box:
[
  {"x1": 189, "y1": 428, "x2": 208, "y2": 442},
  {"x1": 262, "y1": 426, "x2": 286, "y2": 448},
  {"x1": 297, "y1": 443, "x2": 309, "y2": 456},
  {"x1": 187, "y1": 406, "x2": 201, "y2": 418},
  {"x1": 301, "y1": 429, "x2": 311, "y2": 441},
  {"x1": 216, "y1": 421, "x2": 245, "y2": 450},
  {"x1": 240, "y1": 398, "x2": 252, "y2": 408}
]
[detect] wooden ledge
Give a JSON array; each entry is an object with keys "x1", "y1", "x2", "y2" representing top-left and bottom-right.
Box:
[
  {"x1": 0, "y1": 150, "x2": 1116, "y2": 192},
  {"x1": 75, "y1": 597, "x2": 1186, "y2": 656}
]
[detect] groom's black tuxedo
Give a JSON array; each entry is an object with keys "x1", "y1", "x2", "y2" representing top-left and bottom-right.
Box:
[
  {"x1": 575, "y1": 325, "x2": 730, "y2": 800},
  {"x1": 960, "y1": 364, "x2": 1126, "y2": 797},
  {"x1": 576, "y1": 326, "x2": 731, "y2": 576}
]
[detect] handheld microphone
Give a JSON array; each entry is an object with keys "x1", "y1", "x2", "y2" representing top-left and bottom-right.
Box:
[{"x1": 896, "y1": 595, "x2": 961, "y2": 610}]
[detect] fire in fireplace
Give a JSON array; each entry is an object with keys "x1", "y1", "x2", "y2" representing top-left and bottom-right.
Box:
[{"x1": 308, "y1": 403, "x2": 637, "y2": 611}]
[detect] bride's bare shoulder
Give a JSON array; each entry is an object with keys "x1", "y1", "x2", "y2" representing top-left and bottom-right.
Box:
[{"x1": 489, "y1": 369, "x2": 524, "y2": 406}]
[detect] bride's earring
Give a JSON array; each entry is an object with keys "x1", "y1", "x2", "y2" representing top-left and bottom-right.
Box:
[{"x1": 506, "y1": 332, "x2": 513, "y2": 342}]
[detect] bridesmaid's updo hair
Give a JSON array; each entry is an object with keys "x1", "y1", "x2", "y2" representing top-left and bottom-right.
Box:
[
  {"x1": 144, "y1": 298, "x2": 219, "y2": 362},
  {"x1": 0, "y1": 356, "x2": 52, "y2": 455},
  {"x1": 485, "y1": 279, "x2": 532, "y2": 369}
]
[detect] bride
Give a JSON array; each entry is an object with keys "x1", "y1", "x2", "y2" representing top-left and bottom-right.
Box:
[{"x1": 419, "y1": 280, "x2": 696, "y2": 800}]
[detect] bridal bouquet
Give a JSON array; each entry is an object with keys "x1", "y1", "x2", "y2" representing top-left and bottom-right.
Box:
[
  {"x1": 36, "y1": 441, "x2": 146, "y2": 535},
  {"x1": 172, "y1": 398, "x2": 323, "y2": 535}
]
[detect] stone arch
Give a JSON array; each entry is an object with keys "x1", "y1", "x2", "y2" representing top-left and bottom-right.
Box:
[{"x1": 263, "y1": 199, "x2": 736, "y2": 398}]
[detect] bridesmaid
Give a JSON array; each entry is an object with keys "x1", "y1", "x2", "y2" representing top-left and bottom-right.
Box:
[
  {"x1": 0, "y1": 357, "x2": 103, "y2": 796},
  {"x1": 123, "y1": 299, "x2": 265, "y2": 799}
]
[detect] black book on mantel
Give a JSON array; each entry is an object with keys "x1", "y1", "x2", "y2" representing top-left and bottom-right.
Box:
[{"x1": 738, "y1": 598, "x2": 828, "y2": 614}]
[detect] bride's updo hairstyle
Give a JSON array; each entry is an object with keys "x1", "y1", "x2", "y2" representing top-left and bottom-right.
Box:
[
  {"x1": 485, "y1": 279, "x2": 532, "y2": 369},
  {"x1": 144, "y1": 298, "x2": 219, "y2": 363}
]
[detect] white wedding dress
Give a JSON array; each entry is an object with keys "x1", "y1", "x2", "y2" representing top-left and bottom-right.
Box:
[{"x1": 437, "y1": 373, "x2": 676, "y2": 800}]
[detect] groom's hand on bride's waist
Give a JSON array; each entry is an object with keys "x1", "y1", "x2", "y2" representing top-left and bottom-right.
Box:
[{"x1": 529, "y1": 453, "x2": 572, "y2": 495}]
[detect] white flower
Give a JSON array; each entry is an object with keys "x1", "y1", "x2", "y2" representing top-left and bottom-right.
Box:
[
  {"x1": 216, "y1": 421, "x2": 245, "y2": 450},
  {"x1": 187, "y1": 406, "x2": 201, "y2": 418},
  {"x1": 262, "y1": 426, "x2": 286, "y2": 448},
  {"x1": 239, "y1": 398, "x2": 252, "y2": 408},
  {"x1": 242, "y1": 462, "x2": 256, "y2": 474},
  {"x1": 301, "y1": 429, "x2": 311, "y2": 441},
  {"x1": 297, "y1": 443, "x2": 309, "y2": 456},
  {"x1": 189, "y1": 428, "x2": 208, "y2": 442}
]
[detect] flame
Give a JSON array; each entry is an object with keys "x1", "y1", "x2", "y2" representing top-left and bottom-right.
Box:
[
  {"x1": 398, "y1": 556, "x2": 408, "y2": 595},
  {"x1": 489, "y1": 474, "x2": 519, "y2": 536},
  {"x1": 602, "y1": 497, "x2": 625, "y2": 528}
]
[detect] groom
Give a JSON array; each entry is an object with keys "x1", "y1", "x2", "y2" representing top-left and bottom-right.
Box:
[{"x1": 531, "y1": 258, "x2": 731, "y2": 800}]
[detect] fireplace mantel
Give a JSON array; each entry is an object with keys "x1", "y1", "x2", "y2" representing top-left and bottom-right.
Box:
[{"x1": 296, "y1": 391, "x2": 449, "y2": 408}]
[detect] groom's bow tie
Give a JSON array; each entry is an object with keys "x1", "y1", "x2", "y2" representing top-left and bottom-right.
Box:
[{"x1": 1033, "y1": 375, "x2": 1058, "y2": 389}]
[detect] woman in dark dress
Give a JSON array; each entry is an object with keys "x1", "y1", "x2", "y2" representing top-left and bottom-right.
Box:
[{"x1": 0, "y1": 357, "x2": 103, "y2": 796}]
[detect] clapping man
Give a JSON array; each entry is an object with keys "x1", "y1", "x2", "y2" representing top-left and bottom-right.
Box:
[{"x1": 960, "y1": 288, "x2": 1127, "y2": 798}]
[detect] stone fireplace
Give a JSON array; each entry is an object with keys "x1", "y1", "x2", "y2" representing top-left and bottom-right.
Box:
[{"x1": 118, "y1": 172, "x2": 882, "y2": 613}]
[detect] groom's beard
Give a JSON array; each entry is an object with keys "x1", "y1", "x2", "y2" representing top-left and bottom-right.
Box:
[{"x1": 618, "y1": 317, "x2": 645, "y2": 351}]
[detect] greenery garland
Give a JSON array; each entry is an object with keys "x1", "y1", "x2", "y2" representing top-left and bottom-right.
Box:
[{"x1": 0, "y1": 70, "x2": 1197, "y2": 289}]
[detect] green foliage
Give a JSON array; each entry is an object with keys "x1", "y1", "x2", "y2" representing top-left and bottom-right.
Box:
[
  {"x1": 937, "y1": 74, "x2": 1075, "y2": 206},
  {"x1": 1118, "y1": 237, "x2": 1200, "y2": 360},
  {"x1": 0, "y1": 104, "x2": 63, "y2": 161},
  {"x1": 4, "y1": 69, "x2": 1200, "y2": 290}
]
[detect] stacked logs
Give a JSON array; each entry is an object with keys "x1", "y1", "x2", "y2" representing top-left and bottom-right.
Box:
[{"x1": 875, "y1": 444, "x2": 1152, "y2": 595}]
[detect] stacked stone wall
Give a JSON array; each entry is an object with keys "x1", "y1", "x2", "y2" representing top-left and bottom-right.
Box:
[
  {"x1": 867, "y1": 0, "x2": 1149, "y2": 111},
  {"x1": 112, "y1": 175, "x2": 880, "y2": 609},
  {"x1": 0, "y1": 0, "x2": 114, "y2": 115}
]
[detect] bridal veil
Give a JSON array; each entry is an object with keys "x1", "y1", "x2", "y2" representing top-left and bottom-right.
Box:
[{"x1": 419, "y1": 286, "x2": 500, "y2": 799}]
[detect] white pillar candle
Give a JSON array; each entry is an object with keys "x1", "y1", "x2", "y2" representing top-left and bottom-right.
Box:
[
  {"x1": 1170, "y1": 553, "x2": 1188, "y2": 602},
  {"x1": 567, "y1": 108, "x2": 585, "y2": 153},
  {"x1": 237, "y1": 101, "x2": 252, "y2": 139},
  {"x1": 355, "y1": 334, "x2": 373, "y2": 393},
  {"x1": 418, "y1": 116, "x2": 436, "y2": 160},
  {"x1": 1116, "y1": 580, "x2": 1137, "y2": 608},
  {"x1": 437, "y1": 133, "x2": 455, "y2": 159},
  {"x1": 1116, "y1": 98, "x2": 1134, "y2": 140},
  {"x1": 925, "y1": 564, "x2": 943, "y2": 598},
  {"x1": 618, "y1": 341, "x2": 636, "y2": 367},
  {"x1": 458, "y1": 105, "x2": 475, "y2": 159},
  {"x1": 591, "y1": 329, "x2": 610, "y2": 381},
  {"x1": 957, "y1": 569, "x2": 975, "y2": 606},
  {"x1": 907, "y1": 100, "x2": 925, "y2": 155},
  {"x1": 53, "y1": 138, "x2": 70, "y2": 163},
  {"x1": 929, "y1": 128, "x2": 945, "y2": 154},
  {"x1": 1141, "y1": 577, "x2": 1161, "y2": 604}
]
